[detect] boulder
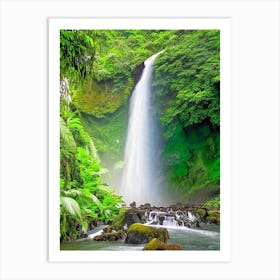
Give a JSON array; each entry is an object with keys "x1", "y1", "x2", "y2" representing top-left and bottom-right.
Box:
[
  {"x1": 206, "y1": 210, "x2": 220, "y2": 224},
  {"x1": 139, "y1": 203, "x2": 151, "y2": 210},
  {"x1": 111, "y1": 208, "x2": 127, "y2": 231},
  {"x1": 125, "y1": 223, "x2": 169, "y2": 244},
  {"x1": 93, "y1": 230, "x2": 126, "y2": 241},
  {"x1": 168, "y1": 203, "x2": 185, "y2": 210},
  {"x1": 130, "y1": 201, "x2": 136, "y2": 208},
  {"x1": 102, "y1": 225, "x2": 113, "y2": 233},
  {"x1": 158, "y1": 215, "x2": 165, "y2": 225},
  {"x1": 125, "y1": 209, "x2": 147, "y2": 227},
  {"x1": 195, "y1": 208, "x2": 207, "y2": 218},
  {"x1": 143, "y1": 238, "x2": 182, "y2": 250}
]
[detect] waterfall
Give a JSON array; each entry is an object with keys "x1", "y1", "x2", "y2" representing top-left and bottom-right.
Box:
[{"x1": 120, "y1": 51, "x2": 163, "y2": 206}]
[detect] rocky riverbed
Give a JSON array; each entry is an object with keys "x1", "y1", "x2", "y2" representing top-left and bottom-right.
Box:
[
  {"x1": 124, "y1": 202, "x2": 220, "y2": 229},
  {"x1": 60, "y1": 202, "x2": 220, "y2": 251}
]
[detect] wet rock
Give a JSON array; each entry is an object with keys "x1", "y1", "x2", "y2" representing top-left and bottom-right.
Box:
[
  {"x1": 125, "y1": 208, "x2": 147, "y2": 227},
  {"x1": 79, "y1": 232, "x2": 88, "y2": 238},
  {"x1": 158, "y1": 215, "x2": 165, "y2": 225},
  {"x1": 111, "y1": 208, "x2": 127, "y2": 231},
  {"x1": 168, "y1": 202, "x2": 185, "y2": 210},
  {"x1": 126, "y1": 211, "x2": 141, "y2": 226},
  {"x1": 176, "y1": 219, "x2": 184, "y2": 226},
  {"x1": 102, "y1": 226, "x2": 113, "y2": 233},
  {"x1": 195, "y1": 208, "x2": 207, "y2": 218},
  {"x1": 134, "y1": 62, "x2": 145, "y2": 85},
  {"x1": 143, "y1": 238, "x2": 181, "y2": 250},
  {"x1": 125, "y1": 223, "x2": 169, "y2": 244},
  {"x1": 93, "y1": 230, "x2": 126, "y2": 241},
  {"x1": 88, "y1": 219, "x2": 100, "y2": 231},
  {"x1": 139, "y1": 203, "x2": 151, "y2": 210},
  {"x1": 130, "y1": 201, "x2": 136, "y2": 208},
  {"x1": 206, "y1": 210, "x2": 220, "y2": 224}
]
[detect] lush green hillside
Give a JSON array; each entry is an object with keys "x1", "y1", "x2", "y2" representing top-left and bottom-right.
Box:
[{"x1": 153, "y1": 30, "x2": 220, "y2": 203}]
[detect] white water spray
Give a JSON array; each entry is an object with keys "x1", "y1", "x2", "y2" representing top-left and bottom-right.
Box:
[{"x1": 120, "y1": 51, "x2": 163, "y2": 205}]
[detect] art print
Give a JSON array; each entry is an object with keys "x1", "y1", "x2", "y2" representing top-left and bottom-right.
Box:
[{"x1": 49, "y1": 18, "x2": 231, "y2": 262}]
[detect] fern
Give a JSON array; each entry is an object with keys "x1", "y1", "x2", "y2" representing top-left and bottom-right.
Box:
[
  {"x1": 60, "y1": 196, "x2": 82, "y2": 220},
  {"x1": 60, "y1": 117, "x2": 76, "y2": 151}
]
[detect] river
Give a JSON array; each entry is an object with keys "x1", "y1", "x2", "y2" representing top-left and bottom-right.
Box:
[{"x1": 60, "y1": 225, "x2": 220, "y2": 251}]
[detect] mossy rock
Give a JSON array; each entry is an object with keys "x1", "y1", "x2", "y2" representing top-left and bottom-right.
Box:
[
  {"x1": 125, "y1": 223, "x2": 169, "y2": 244},
  {"x1": 143, "y1": 238, "x2": 182, "y2": 250},
  {"x1": 73, "y1": 78, "x2": 133, "y2": 117},
  {"x1": 195, "y1": 208, "x2": 207, "y2": 218},
  {"x1": 111, "y1": 208, "x2": 127, "y2": 231},
  {"x1": 206, "y1": 210, "x2": 220, "y2": 224},
  {"x1": 93, "y1": 230, "x2": 126, "y2": 241},
  {"x1": 102, "y1": 225, "x2": 113, "y2": 233}
]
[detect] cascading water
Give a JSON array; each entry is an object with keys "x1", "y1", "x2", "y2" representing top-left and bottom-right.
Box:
[{"x1": 120, "y1": 51, "x2": 164, "y2": 206}]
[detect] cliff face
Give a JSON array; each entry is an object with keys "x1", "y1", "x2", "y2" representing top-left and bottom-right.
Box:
[
  {"x1": 77, "y1": 61, "x2": 146, "y2": 191},
  {"x1": 133, "y1": 61, "x2": 145, "y2": 85}
]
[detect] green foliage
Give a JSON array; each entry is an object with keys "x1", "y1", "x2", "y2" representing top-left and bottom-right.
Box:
[
  {"x1": 80, "y1": 103, "x2": 128, "y2": 164},
  {"x1": 60, "y1": 30, "x2": 155, "y2": 118},
  {"x1": 59, "y1": 98, "x2": 124, "y2": 241},
  {"x1": 153, "y1": 30, "x2": 220, "y2": 128},
  {"x1": 60, "y1": 196, "x2": 82, "y2": 220},
  {"x1": 60, "y1": 30, "x2": 95, "y2": 82},
  {"x1": 152, "y1": 30, "x2": 220, "y2": 201},
  {"x1": 204, "y1": 195, "x2": 220, "y2": 209}
]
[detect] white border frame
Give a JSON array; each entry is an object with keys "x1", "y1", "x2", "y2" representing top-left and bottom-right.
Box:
[{"x1": 49, "y1": 18, "x2": 231, "y2": 262}]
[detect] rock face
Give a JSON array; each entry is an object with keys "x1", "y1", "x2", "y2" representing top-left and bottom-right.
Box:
[
  {"x1": 125, "y1": 208, "x2": 147, "y2": 227},
  {"x1": 125, "y1": 223, "x2": 169, "y2": 244},
  {"x1": 133, "y1": 62, "x2": 145, "y2": 85},
  {"x1": 143, "y1": 238, "x2": 181, "y2": 250}
]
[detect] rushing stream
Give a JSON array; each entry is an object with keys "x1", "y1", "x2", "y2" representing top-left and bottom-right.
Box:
[
  {"x1": 60, "y1": 207, "x2": 220, "y2": 251},
  {"x1": 60, "y1": 225, "x2": 220, "y2": 251}
]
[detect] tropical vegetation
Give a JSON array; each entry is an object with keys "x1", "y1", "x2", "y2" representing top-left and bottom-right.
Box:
[{"x1": 59, "y1": 29, "x2": 220, "y2": 241}]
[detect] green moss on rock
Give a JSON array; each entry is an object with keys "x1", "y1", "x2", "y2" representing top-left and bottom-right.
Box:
[
  {"x1": 73, "y1": 78, "x2": 133, "y2": 118},
  {"x1": 143, "y1": 238, "x2": 181, "y2": 250},
  {"x1": 93, "y1": 230, "x2": 126, "y2": 241},
  {"x1": 195, "y1": 208, "x2": 207, "y2": 218},
  {"x1": 125, "y1": 223, "x2": 169, "y2": 244},
  {"x1": 206, "y1": 210, "x2": 220, "y2": 224},
  {"x1": 111, "y1": 208, "x2": 127, "y2": 231}
]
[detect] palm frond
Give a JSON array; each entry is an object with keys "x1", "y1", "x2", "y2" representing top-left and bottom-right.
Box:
[
  {"x1": 97, "y1": 184, "x2": 114, "y2": 193},
  {"x1": 60, "y1": 196, "x2": 81, "y2": 220},
  {"x1": 90, "y1": 193, "x2": 104, "y2": 212}
]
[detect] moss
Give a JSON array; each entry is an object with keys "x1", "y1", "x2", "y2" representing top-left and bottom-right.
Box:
[
  {"x1": 81, "y1": 103, "x2": 128, "y2": 161},
  {"x1": 206, "y1": 210, "x2": 220, "y2": 224},
  {"x1": 93, "y1": 230, "x2": 126, "y2": 241},
  {"x1": 111, "y1": 208, "x2": 127, "y2": 231},
  {"x1": 73, "y1": 78, "x2": 133, "y2": 118},
  {"x1": 143, "y1": 238, "x2": 181, "y2": 250},
  {"x1": 195, "y1": 208, "x2": 207, "y2": 218},
  {"x1": 126, "y1": 223, "x2": 169, "y2": 244}
]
